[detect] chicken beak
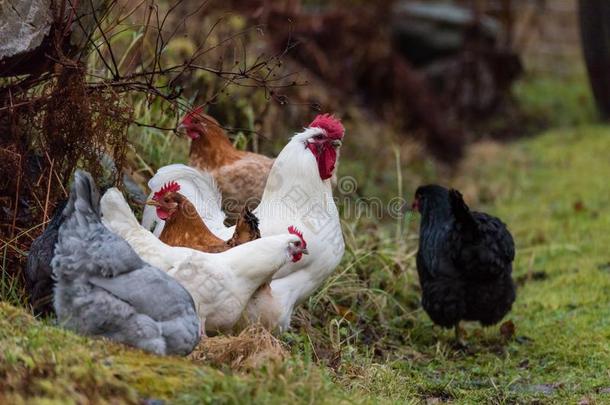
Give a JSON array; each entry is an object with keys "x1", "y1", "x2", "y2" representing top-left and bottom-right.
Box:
[
  {"x1": 302, "y1": 248, "x2": 309, "y2": 255},
  {"x1": 175, "y1": 123, "x2": 187, "y2": 137},
  {"x1": 146, "y1": 199, "x2": 160, "y2": 207},
  {"x1": 331, "y1": 139, "x2": 342, "y2": 147}
]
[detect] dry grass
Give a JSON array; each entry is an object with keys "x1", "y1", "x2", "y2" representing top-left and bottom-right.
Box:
[{"x1": 190, "y1": 325, "x2": 288, "y2": 371}]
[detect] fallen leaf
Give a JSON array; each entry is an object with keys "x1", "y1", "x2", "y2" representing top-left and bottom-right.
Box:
[
  {"x1": 333, "y1": 304, "x2": 356, "y2": 322},
  {"x1": 500, "y1": 320, "x2": 515, "y2": 340},
  {"x1": 573, "y1": 200, "x2": 586, "y2": 212}
]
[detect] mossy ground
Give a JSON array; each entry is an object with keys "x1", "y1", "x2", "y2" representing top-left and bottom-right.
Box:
[{"x1": 1, "y1": 123, "x2": 609, "y2": 403}]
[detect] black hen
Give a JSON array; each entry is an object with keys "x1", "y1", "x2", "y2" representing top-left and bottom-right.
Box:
[
  {"x1": 412, "y1": 185, "x2": 516, "y2": 342},
  {"x1": 25, "y1": 200, "x2": 66, "y2": 316}
]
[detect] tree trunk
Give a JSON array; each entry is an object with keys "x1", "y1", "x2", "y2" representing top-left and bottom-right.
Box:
[{"x1": 578, "y1": 0, "x2": 610, "y2": 121}]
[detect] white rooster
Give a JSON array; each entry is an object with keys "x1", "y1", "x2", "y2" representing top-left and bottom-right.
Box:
[
  {"x1": 142, "y1": 114, "x2": 346, "y2": 331},
  {"x1": 100, "y1": 188, "x2": 308, "y2": 334}
]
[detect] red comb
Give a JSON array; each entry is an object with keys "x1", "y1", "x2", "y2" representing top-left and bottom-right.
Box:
[
  {"x1": 288, "y1": 225, "x2": 307, "y2": 248},
  {"x1": 153, "y1": 181, "x2": 181, "y2": 200},
  {"x1": 180, "y1": 105, "x2": 205, "y2": 124},
  {"x1": 308, "y1": 114, "x2": 345, "y2": 140}
]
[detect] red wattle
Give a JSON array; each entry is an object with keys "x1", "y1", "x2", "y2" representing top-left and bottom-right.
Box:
[
  {"x1": 308, "y1": 143, "x2": 337, "y2": 180},
  {"x1": 187, "y1": 129, "x2": 200, "y2": 139},
  {"x1": 156, "y1": 207, "x2": 170, "y2": 220},
  {"x1": 319, "y1": 146, "x2": 337, "y2": 180}
]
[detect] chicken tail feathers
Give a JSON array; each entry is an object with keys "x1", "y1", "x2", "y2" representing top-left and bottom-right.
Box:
[
  {"x1": 241, "y1": 207, "x2": 260, "y2": 238},
  {"x1": 141, "y1": 202, "x2": 159, "y2": 232},
  {"x1": 100, "y1": 187, "x2": 141, "y2": 232},
  {"x1": 227, "y1": 207, "x2": 261, "y2": 247},
  {"x1": 63, "y1": 170, "x2": 102, "y2": 224},
  {"x1": 52, "y1": 170, "x2": 108, "y2": 282},
  {"x1": 449, "y1": 189, "x2": 479, "y2": 239}
]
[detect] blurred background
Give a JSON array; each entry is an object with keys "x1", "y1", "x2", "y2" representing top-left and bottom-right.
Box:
[
  {"x1": 0, "y1": 0, "x2": 605, "y2": 321},
  {"x1": 1, "y1": 0, "x2": 602, "y2": 220}
]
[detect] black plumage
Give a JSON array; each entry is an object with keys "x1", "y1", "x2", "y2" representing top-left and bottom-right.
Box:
[
  {"x1": 242, "y1": 207, "x2": 260, "y2": 235},
  {"x1": 25, "y1": 200, "x2": 66, "y2": 316},
  {"x1": 413, "y1": 185, "x2": 516, "y2": 339}
]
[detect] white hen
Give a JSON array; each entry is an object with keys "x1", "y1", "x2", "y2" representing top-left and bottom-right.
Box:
[
  {"x1": 142, "y1": 114, "x2": 346, "y2": 331},
  {"x1": 101, "y1": 188, "x2": 307, "y2": 334}
]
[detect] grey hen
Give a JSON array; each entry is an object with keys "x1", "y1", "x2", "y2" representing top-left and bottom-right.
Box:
[{"x1": 52, "y1": 170, "x2": 200, "y2": 355}]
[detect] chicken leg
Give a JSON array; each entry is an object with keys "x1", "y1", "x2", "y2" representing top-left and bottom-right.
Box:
[{"x1": 454, "y1": 323, "x2": 468, "y2": 349}]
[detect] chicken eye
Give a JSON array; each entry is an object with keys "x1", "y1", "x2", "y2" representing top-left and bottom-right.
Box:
[
  {"x1": 313, "y1": 134, "x2": 324, "y2": 140},
  {"x1": 294, "y1": 241, "x2": 301, "y2": 247}
]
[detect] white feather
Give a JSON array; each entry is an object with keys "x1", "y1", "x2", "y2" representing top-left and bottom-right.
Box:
[
  {"x1": 185, "y1": 127, "x2": 345, "y2": 331},
  {"x1": 101, "y1": 188, "x2": 191, "y2": 270},
  {"x1": 136, "y1": 127, "x2": 346, "y2": 332},
  {"x1": 100, "y1": 188, "x2": 301, "y2": 333},
  {"x1": 142, "y1": 164, "x2": 226, "y2": 236}
]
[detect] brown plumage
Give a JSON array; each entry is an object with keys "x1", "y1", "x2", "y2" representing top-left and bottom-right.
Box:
[
  {"x1": 177, "y1": 109, "x2": 274, "y2": 222},
  {"x1": 150, "y1": 186, "x2": 260, "y2": 253}
]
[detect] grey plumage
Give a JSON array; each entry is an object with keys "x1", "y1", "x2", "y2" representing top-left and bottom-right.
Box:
[{"x1": 52, "y1": 170, "x2": 200, "y2": 355}]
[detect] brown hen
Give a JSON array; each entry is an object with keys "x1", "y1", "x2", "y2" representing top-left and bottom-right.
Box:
[
  {"x1": 147, "y1": 181, "x2": 260, "y2": 253},
  {"x1": 177, "y1": 108, "x2": 274, "y2": 222}
]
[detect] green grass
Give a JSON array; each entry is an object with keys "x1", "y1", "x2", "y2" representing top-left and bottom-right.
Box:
[
  {"x1": 513, "y1": 72, "x2": 598, "y2": 129},
  {"x1": 2, "y1": 125, "x2": 609, "y2": 403}
]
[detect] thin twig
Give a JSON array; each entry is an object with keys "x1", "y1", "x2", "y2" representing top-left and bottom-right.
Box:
[
  {"x1": 42, "y1": 158, "x2": 55, "y2": 230},
  {"x1": 7, "y1": 150, "x2": 23, "y2": 238},
  {"x1": 46, "y1": 152, "x2": 69, "y2": 197}
]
